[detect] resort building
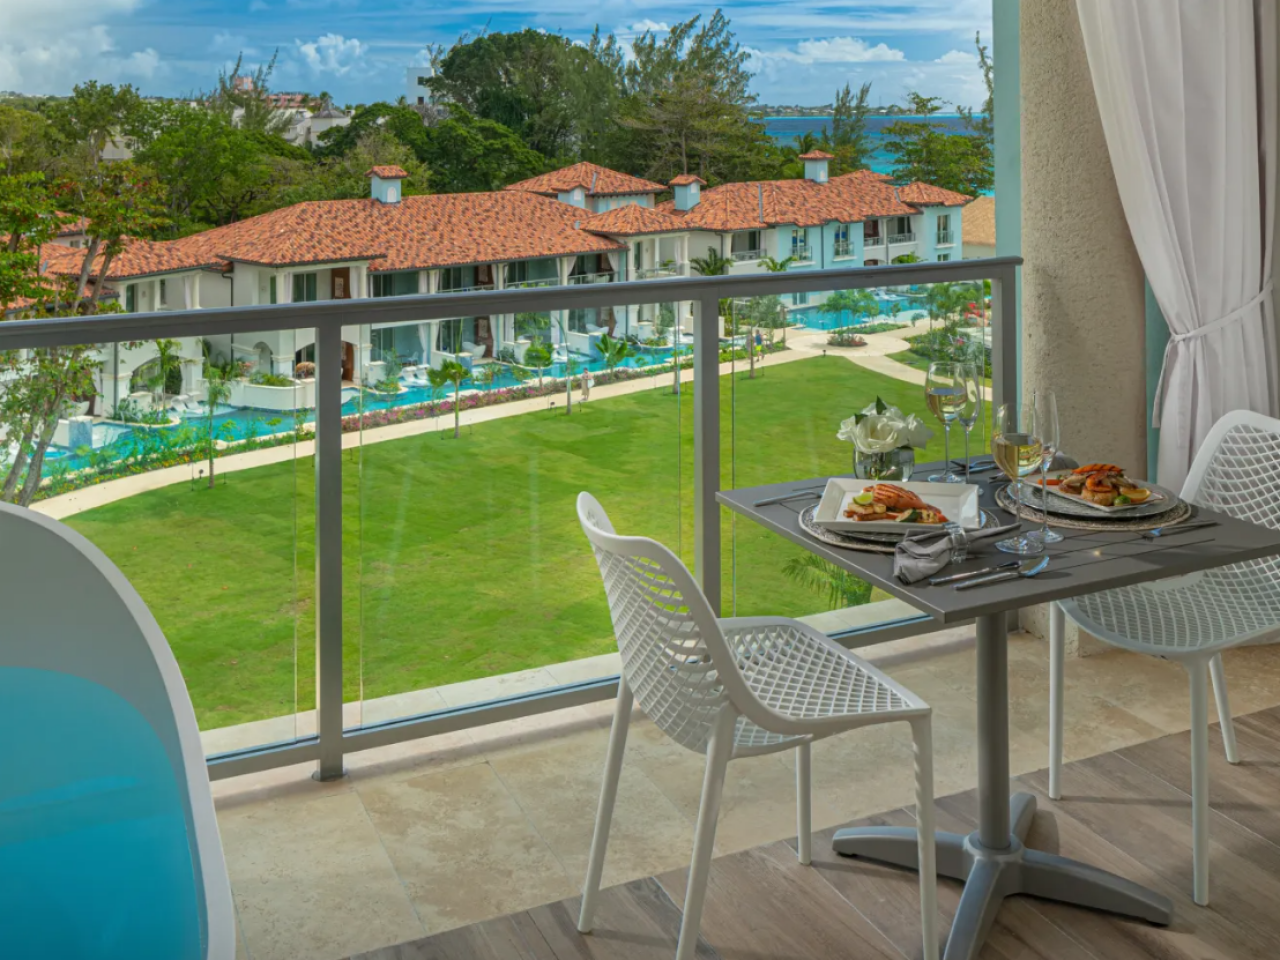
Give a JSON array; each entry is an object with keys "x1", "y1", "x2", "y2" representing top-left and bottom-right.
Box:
[
  {"x1": 962, "y1": 195, "x2": 996, "y2": 259},
  {"x1": 10, "y1": 157, "x2": 970, "y2": 420}
]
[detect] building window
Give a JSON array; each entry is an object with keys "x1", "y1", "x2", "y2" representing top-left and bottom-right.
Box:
[
  {"x1": 269, "y1": 277, "x2": 277, "y2": 304},
  {"x1": 937, "y1": 214, "x2": 951, "y2": 233},
  {"x1": 437, "y1": 267, "x2": 465, "y2": 292},
  {"x1": 159, "y1": 279, "x2": 167, "y2": 306},
  {"x1": 938, "y1": 253, "x2": 952, "y2": 262},
  {"x1": 125, "y1": 284, "x2": 136, "y2": 313},
  {"x1": 792, "y1": 291, "x2": 809, "y2": 306},
  {"x1": 730, "y1": 230, "x2": 761, "y2": 259},
  {"x1": 371, "y1": 271, "x2": 419, "y2": 297},
  {"x1": 292, "y1": 272, "x2": 318, "y2": 302}
]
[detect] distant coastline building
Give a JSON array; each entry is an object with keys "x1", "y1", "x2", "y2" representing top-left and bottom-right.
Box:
[{"x1": 405, "y1": 68, "x2": 434, "y2": 106}]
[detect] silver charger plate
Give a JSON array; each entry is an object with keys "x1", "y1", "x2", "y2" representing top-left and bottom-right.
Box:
[
  {"x1": 799, "y1": 504, "x2": 1001, "y2": 553},
  {"x1": 1011, "y1": 478, "x2": 1181, "y2": 519}
]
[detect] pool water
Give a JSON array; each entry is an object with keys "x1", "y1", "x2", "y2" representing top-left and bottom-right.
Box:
[
  {"x1": 792, "y1": 291, "x2": 927, "y2": 331},
  {"x1": 45, "y1": 350, "x2": 678, "y2": 472}
]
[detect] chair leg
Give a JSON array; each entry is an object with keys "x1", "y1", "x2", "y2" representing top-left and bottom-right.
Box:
[
  {"x1": 1209, "y1": 653, "x2": 1240, "y2": 764},
  {"x1": 675, "y1": 707, "x2": 735, "y2": 960},
  {"x1": 911, "y1": 716, "x2": 939, "y2": 960},
  {"x1": 1049, "y1": 601, "x2": 1066, "y2": 801},
  {"x1": 796, "y1": 741, "x2": 812, "y2": 865},
  {"x1": 578, "y1": 679, "x2": 634, "y2": 933},
  {"x1": 1187, "y1": 660, "x2": 1211, "y2": 906}
]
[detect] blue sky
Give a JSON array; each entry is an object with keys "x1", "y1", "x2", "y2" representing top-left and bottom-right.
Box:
[{"x1": 0, "y1": 0, "x2": 992, "y2": 109}]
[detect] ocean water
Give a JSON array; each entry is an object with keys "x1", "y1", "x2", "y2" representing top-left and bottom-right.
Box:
[{"x1": 760, "y1": 114, "x2": 975, "y2": 177}]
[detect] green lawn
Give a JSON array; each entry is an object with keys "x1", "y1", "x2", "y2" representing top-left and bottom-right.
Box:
[{"x1": 68, "y1": 357, "x2": 977, "y2": 729}]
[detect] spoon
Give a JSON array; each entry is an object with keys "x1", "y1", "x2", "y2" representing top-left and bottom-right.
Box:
[{"x1": 955, "y1": 555, "x2": 1050, "y2": 590}]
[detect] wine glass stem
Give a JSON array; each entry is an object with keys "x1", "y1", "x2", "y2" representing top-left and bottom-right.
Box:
[
  {"x1": 1039, "y1": 459, "x2": 1051, "y2": 540},
  {"x1": 943, "y1": 421, "x2": 951, "y2": 479},
  {"x1": 963, "y1": 426, "x2": 971, "y2": 483}
]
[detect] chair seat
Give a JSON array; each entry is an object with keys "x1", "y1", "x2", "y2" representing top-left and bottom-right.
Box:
[
  {"x1": 719, "y1": 617, "x2": 924, "y2": 755},
  {"x1": 1061, "y1": 564, "x2": 1280, "y2": 657}
]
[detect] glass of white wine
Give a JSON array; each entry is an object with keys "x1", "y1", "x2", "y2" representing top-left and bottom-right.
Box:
[
  {"x1": 993, "y1": 401, "x2": 1046, "y2": 555},
  {"x1": 926, "y1": 361, "x2": 968, "y2": 483},
  {"x1": 957, "y1": 362, "x2": 983, "y2": 483},
  {"x1": 1029, "y1": 390, "x2": 1064, "y2": 544}
]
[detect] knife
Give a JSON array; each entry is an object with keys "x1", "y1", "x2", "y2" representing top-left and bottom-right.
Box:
[
  {"x1": 928, "y1": 560, "x2": 1021, "y2": 586},
  {"x1": 1140, "y1": 520, "x2": 1219, "y2": 540},
  {"x1": 955, "y1": 555, "x2": 1050, "y2": 590}
]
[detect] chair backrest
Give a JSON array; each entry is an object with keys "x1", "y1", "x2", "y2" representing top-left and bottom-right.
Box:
[
  {"x1": 0, "y1": 503, "x2": 234, "y2": 960},
  {"x1": 577, "y1": 492, "x2": 736, "y2": 754}
]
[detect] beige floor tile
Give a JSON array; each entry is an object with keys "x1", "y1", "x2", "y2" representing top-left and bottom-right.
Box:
[
  {"x1": 211, "y1": 760, "x2": 353, "y2": 812},
  {"x1": 219, "y1": 791, "x2": 423, "y2": 960},
  {"x1": 490, "y1": 725, "x2": 696, "y2": 889},
  {"x1": 1213, "y1": 644, "x2": 1280, "y2": 716},
  {"x1": 466, "y1": 703, "x2": 600, "y2": 756},
  {"x1": 359, "y1": 761, "x2": 577, "y2": 933},
  {"x1": 346, "y1": 728, "x2": 485, "y2": 788}
]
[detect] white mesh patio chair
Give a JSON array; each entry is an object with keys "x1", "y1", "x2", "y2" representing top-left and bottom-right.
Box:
[
  {"x1": 1048, "y1": 410, "x2": 1280, "y2": 906},
  {"x1": 575, "y1": 492, "x2": 938, "y2": 960}
]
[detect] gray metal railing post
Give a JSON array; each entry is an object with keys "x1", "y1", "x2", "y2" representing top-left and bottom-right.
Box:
[
  {"x1": 990, "y1": 265, "x2": 1019, "y2": 412},
  {"x1": 693, "y1": 293, "x2": 722, "y2": 614},
  {"x1": 313, "y1": 323, "x2": 345, "y2": 781}
]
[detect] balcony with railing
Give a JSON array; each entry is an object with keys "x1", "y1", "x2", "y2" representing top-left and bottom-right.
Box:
[
  {"x1": 863, "y1": 233, "x2": 884, "y2": 248},
  {"x1": 636, "y1": 262, "x2": 684, "y2": 279},
  {"x1": 731, "y1": 248, "x2": 763, "y2": 262},
  {"x1": 833, "y1": 238, "x2": 854, "y2": 258},
  {"x1": 791, "y1": 243, "x2": 813, "y2": 262},
  {"x1": 13, "y1": 255, "x2": 1262, "y2": 960},
  {"x1": 505, "y1": 277, "x2": 559, "y2": 289},
  {"x1": 936, "y1": 230, "x2": 955, "y2": 245},
  {"x1": 888, "y1": 232, "x2": 916, "y2": 245},
  {"x1": 568, "y1": 271, "x2": 614, "y2": 284}
]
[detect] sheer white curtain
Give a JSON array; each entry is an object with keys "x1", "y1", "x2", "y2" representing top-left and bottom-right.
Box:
[{"x1": 1077, "y1": 0, "x2": 1278, "y2": 488}]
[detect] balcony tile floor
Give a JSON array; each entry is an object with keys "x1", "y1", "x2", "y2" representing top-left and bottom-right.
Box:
[{"x1": 212, "y1": 629, "x2": 1280, "y2": 960}]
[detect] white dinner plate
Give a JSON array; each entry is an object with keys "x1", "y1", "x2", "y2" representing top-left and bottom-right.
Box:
[{"x1": 813, "y1": 478, "x2": 981, "y2": 534}]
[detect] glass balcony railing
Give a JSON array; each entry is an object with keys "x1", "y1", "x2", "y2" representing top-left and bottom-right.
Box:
[
  {"x1": 833, "y1": 239, "x2": 853, "y2": 258},
  {"x1": 568, "y1": 272, "x2": 615, "y2": 284},
  {"x1": 731, "y1": 249, "x2": 763, "y2": 261},
  {"x1": 937, "y1": 230, "x2": 955, "y2": 245},
  {"x1": 505, "y1": 277, "x2": 558, "y2": 289},
  {"x1": 863, "y1": 234, "x2": 885, "y2": 247},
  {"x1": 889, "y1": 233, "x2": 916, "y2": 245},
  {"x1": 0, "y1": 256, "x2": 1018, "y2": 782},
  {"x1": 636, "y1": 263, "x2": 684, "y2": 279},
  {"x1": 791, "y1": 243, "x2": 813, "y2": 262},
  {"x1": 439, "y1": 282, "x2": 495, "y2": 294}
]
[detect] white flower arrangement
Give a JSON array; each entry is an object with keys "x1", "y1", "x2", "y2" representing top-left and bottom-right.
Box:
[{"x1": 838, "y1": 398, "x2": 934, "y2": 454}]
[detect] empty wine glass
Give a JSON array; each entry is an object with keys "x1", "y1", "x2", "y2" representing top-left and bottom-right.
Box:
[
  {"x1": 993, "y1": 401, "x2": 1046, "y2": 555},
  {"x1": 926, "y1": 361, "x2": 967, "y2": 483},
  {"x1": 1028, "y1": 390, "x2": 1063, "y2": 544},
  {"x1": 957, "y1": 363, "x2": 983, "y2": 483}
]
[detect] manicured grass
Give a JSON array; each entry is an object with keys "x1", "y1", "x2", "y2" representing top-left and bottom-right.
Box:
[{"x1": 68, "y1": 357, "x2": 981, "y2": 729}]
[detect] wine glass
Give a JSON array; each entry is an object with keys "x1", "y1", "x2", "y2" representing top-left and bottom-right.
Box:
[
  {"x1": 993, "y1": 401, "x2": 1046, "y2": 555},
  {"x1": 1029, "y1": 390, "x2": 1063, "y2": 543},
  {"x1": 957, "y1": 363, "x2": 983, "y2": 483},
  {"x1": 926, "y1": 361, "x2": 967, "y2": 483}
]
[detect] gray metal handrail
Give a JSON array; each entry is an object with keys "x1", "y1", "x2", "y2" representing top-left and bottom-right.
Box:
[{"x1": 0, "y1": 255, "x2": 1021, "y2": 781}]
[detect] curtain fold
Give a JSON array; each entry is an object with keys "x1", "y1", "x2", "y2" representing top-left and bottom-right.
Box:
[
  {"x1": 1076, "y1": 0, "x2": 1278, "y2": 488},
  {"x1": 605, "y1": 249, "x2": 621, "y2": 274}
]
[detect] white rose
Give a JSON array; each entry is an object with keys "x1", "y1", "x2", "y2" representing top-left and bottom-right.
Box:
[
  {"x1": 836, "y1": 416, "x2": 861, "y2": 443},
  {"x1": 901, "y1": 413, "x2": 934, "y2": 449},
  {"x1": 853, "y1": 416, "x2": 903, "y2": 453}
]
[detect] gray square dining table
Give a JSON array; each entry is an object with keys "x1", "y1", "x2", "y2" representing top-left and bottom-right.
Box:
[{"x1": 718, "y1": 465, "x2": 1280, "y2": 960}]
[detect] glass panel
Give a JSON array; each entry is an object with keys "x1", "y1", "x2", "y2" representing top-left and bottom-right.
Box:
[
  {"x1": 724, "y1": 280, "x2": 991, "y2": 633},
  {"x1": 39, "y1": 325, "x2": 315, "y2": 757},
  {"x1": 349, "y1": 297, "x2": 691, "y2": 728}
]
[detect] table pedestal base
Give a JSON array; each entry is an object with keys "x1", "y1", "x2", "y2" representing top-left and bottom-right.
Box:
[{"x1": 832, "y1": 792, "x2": 1172, "y2": 960}]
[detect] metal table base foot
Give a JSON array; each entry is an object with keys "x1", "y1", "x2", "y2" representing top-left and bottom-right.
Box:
[{"x1": 832, "y1": 792, "x2": 1172, "y2": 960}]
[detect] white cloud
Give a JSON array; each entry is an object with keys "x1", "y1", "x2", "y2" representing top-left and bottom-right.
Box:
[
  {"x1": 0, "y1": 0, "x2": 167, "y2": 93},
  {"x1": 295, "y1": 33, "x2": 368, "y2": 76},
  {"x1": 624, "y1": 19, "x2": 671, "y2": 35},
  {"x1": 790, "y1": 37, "x2": 906, "y2": 63},
  {"x1": 936, "y1": 49, "x2": 976, "y2": 64}
]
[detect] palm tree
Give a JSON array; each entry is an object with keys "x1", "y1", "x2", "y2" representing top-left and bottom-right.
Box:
[
  {"x1": 597, "y1": 333, "x2": 634, "y2": 374},
  {"x1": 689, "y1": 247, "x2": 733, "y2": 278},
  {"x1": 523, "y1": 341, "x2": 552, "y2": 389},
  {"x1": 782, "y1": 555, "x2": 873, "y2": 609},
  {"x1": 757, "y1": 255, "x2": 796, "y2": 345},
  {"x1": 427, "y1": 360, "x2": 469, "y2": 438},
  {"x1": 203, "y1": 370, "x2": 233, "y2": 488}
]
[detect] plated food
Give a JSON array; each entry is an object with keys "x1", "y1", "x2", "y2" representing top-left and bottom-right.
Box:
[
  {"x1": 1033, "y1": 463, "x2": 1163, "y2": 510},
  {"x1": 841, "y1": 483, "x2": 950, "y2": 525}
]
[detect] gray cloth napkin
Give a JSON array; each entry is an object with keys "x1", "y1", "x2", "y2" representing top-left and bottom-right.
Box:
[{"x1": 894, "y1": 523, "x2": 1023, "y2": 584}]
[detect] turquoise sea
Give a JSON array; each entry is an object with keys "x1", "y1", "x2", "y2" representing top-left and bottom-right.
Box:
[{"x1": 760, "y1": 113, "x2": 974, "y2": 177}]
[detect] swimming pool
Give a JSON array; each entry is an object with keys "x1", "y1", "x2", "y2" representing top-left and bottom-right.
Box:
[{"x1": 791, "y1": 293, "x2": 927, "y2": 331}]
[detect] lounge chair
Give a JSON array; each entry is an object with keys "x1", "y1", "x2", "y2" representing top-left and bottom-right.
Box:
[
  {"x1": 461, "y1": 342, "x2": 487, "y2": 359},
  {"x1": 0, "y1": 503, "x2": 235, "y2": 958}
]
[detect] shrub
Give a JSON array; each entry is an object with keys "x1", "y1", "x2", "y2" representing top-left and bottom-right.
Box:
[{"x1": 249, "y1": 372, "x2": 295, "y2": 387}]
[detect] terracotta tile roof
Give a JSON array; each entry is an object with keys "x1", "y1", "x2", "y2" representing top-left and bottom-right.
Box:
[
  {"x1": 655, "y1": 173, "x2": 920, "y2": 232},
  {"x1": 897, "y1": 181, "x2": 972, "y2": 206},
  {"x1": 580, "y1": 204, "x2": 688, "y2": 237},
  {"x1": 506, "y1": 162, "x2": 666, "y2": 197},
  {"x1": 39, "y1": 235, "x2": 226, "y2": 280},
  {"x1": 669, "y1": 174, "x2": 706, "y2": 186},
  {"x1": 798, "y1": 150, "x2": 834, "y2": 160},
  {"x1": 158, "y1": 192, "x2": 625, "y2": 271},
  {"x1": 962, "y1": 195, "x2": 995, "y2": 247},
  {"x1": 366, "y1": 166, "x2": 408, "y2": 179},
  {"x1": 55, "y1": 212, "x2": 89, "y2": 236}
]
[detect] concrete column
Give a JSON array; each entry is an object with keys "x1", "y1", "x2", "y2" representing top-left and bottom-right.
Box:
[
  {"x1": 279, "y1": 270, "x2": 293, "y2": 304},
  {"x1": 1019, "y1": 0, "x2": 1147, "y2": 653}
]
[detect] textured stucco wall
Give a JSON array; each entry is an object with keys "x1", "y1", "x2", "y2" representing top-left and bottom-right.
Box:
[{"x1": 1019, "y1": 2, "x2": 1148, "y2": 651}]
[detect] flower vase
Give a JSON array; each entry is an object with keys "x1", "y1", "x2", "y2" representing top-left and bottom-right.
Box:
[{"x1": 854, "y1": 447, "x2": 915, "y2": 482}]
